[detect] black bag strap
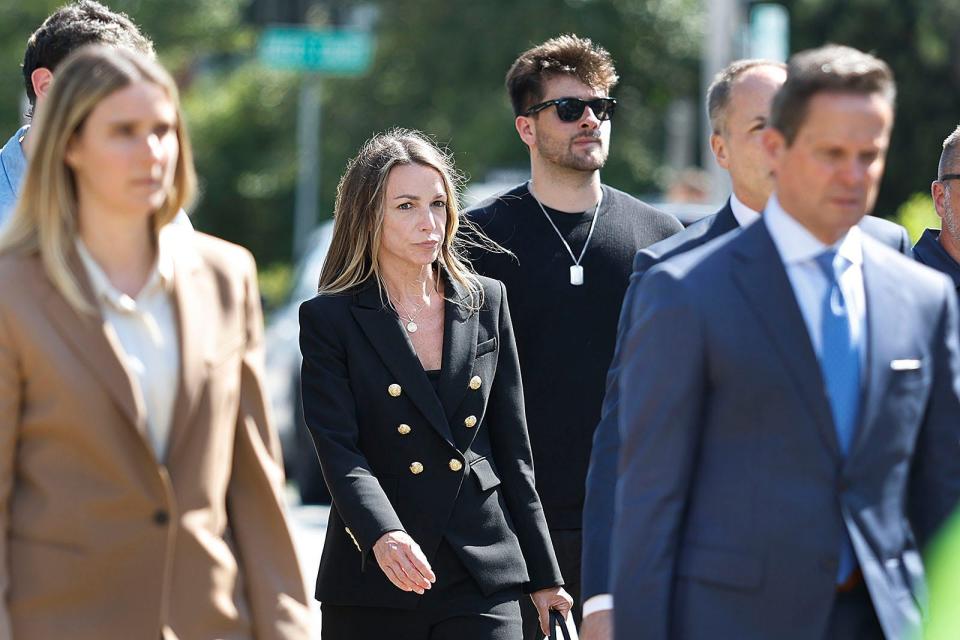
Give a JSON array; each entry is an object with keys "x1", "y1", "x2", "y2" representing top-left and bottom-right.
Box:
[{"x1": 548, "y1": 609, "x2": 572, "y2": 640}]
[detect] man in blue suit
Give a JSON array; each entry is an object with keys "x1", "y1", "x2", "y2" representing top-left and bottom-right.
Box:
[
  {"x1": 612, "y1": 45, "x2": 960, "y2": 640},
  {"x1": 580, "y1": 58, "x2": 912, "y2": 639}
]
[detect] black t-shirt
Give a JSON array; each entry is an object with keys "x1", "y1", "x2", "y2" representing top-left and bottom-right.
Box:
[{"x1": 466, "y1": 182, "x2": 682, "y2": 529}]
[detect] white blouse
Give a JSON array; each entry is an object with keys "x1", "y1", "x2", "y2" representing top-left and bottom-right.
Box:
[{"x1": 76, "y1": 230, "x2": 180, "y2": 461}]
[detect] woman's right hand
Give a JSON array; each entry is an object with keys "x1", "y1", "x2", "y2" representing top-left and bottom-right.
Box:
[{"x1": 372, "y1": 530, "x2": 436, "y2": 594}]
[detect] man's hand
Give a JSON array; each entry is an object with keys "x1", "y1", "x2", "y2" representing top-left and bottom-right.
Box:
[
  {"x1": 580, "y1": 609, "x2": 612, "y2": 640},
  {"x1": 372, "y1": 530, "x2": 435, "y2": 594},
  {"x1": 530, "y1": 586, "x2": 574, "y2": 636}
]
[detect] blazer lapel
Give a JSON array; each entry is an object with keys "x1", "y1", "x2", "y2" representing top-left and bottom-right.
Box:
[
  {"x1": 731, "y1": 222, "x2": 841, "y2": 457},
  {"x1": 438, "y1": 278, "x2": 479, "y2": 419},
  {"x1": 850, "y1": 239, "x2": 905, "y2": 457},
  {"x1": 709, "y1": 200, "x2": 740, "y2": 238},
  {"x1": 351, "y1": 282, "x2": 455, "y2": 446},
  {"x1": 165, "y1": 239, "x2": 212, "y2": 462},
  {"x1": 40, "y1": 251, "x2": 145, "y2": 434}
]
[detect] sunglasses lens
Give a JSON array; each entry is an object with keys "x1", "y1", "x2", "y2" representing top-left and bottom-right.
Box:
[
  {"x1": 590, "y1": 99, "x2": 615, "y2": 121},
  {"x1": 555, "y1": 99, "x2": 586, "y2": 122},
  {"x1": 552, "y1": 98, "x2": 615, "y2": 122}
]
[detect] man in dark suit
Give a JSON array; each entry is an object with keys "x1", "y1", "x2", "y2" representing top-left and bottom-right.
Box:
[
  {"x1": 612, "y1": 44, "x2": 960, "y2": 640},
  {"x1": 915, "y1": 124, "x2": 960, "y2": 300},
  {"x1": 580, "y1": 57, "x2": 914, "y2": 639}
]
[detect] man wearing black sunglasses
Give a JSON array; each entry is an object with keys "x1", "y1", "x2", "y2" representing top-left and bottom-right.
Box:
[
  {"x1": 915, "y1": 125, "x2": 960, "y2": 301},
  {"x1": 466, "y1": 34, "x2": 682, "y2": 640}
]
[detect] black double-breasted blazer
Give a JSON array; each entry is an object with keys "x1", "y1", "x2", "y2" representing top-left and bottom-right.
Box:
[{"x1": 299, "y1": 274, "x2": 563, "y2": 609}]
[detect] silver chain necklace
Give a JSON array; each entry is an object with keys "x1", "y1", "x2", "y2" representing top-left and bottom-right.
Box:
[
  {"x1": 528, "y1": 181, "x2": 602, "y2": 286},
  {"x1": 393, "y1": 295, "x2": 428, "y2": 333}
]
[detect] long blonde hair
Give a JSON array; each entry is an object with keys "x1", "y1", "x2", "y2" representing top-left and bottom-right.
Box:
[
  {"x1": 0, "y1": 44, "x2": 196, "y2": 315},
  {"x1": 318, "y1": 128, "x2": 486, "y2": 310}
]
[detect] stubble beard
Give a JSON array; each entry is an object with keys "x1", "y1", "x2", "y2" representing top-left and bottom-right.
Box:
[
  {"x1": 538, "y1": 132, "x2": 608, "y2": 173},
  {"x1": 944, "y1": 188, "x2": 960, "y2": 241}
]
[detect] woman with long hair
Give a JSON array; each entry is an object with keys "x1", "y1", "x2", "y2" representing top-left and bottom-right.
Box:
[
  {"x1": 300, "y1": 128, "x2": 572, "y2": 639},
  {"x1": 0, "y1": 45, "x2": 310, "y2": 639}
]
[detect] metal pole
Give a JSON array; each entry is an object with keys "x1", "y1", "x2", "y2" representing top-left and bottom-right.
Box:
[
  {"x1": 293, "y1": 77, "x2": 322, "y2": 260},
  {"x1": 701, "y1": 0, "x2": 745, "y2": 203}
]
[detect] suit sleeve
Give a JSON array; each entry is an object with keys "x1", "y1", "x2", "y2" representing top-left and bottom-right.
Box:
[
  {"x1": 581, "y1": 251, "x2": 658, "y2": 603},
  {"x1": 898, "y1": 225, "x2": 914, "y2": 258},
  {"x1": 486, "y1": 282, "x2": 564, "y2": 593},
  {"x1": 0, "y1": 306, "x2": 18, "y2": 639},
  {"x1": 612, "y1": 267, "x2": 706, "y2": 640},
  {"x1": 908, "y1": 278, "x2": 960, "y2": 547},
  {"x1": 226, "y1": 252, "x2": 311, "y2": 640},
  {"x1": 298, "y1": 299, "x2": 405, "y2": 564}
]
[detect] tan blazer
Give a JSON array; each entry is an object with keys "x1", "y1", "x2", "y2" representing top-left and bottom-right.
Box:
[{"x1": 0, "y1": 231, "x2": 310, "y2": 640}]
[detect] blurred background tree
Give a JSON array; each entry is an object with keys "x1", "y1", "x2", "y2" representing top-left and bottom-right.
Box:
[{"x1": 1, "y1": 0, "x2": 956, "y2": 296}]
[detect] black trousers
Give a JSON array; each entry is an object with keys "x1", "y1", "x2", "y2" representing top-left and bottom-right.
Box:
[
  {"x1": 520, "y1": 529, "x2": 581, "y2": 640},
  {"x1": 822, "y1": 581, "x2": 885, "y2": 640},
  {"x1": 321, "y1": 540, "x2": 522, "y2": 640}
]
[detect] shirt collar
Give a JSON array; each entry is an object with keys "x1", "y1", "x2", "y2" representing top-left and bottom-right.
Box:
[
  {"x1": 0, "y1": 125, "x2": 29, "y2": 191},
  {"x1": 75, "y1": 226, "x2": 175, "y2": 312},
  {"x1": 764, "y1": 193, "x2": 863, "y2": 268},
  {"x1": 914, "y1": 228, "x2": 960, "y2": 289},
  {"x1": 729, "y1": 192, "x2": 761, "y2": 228}
]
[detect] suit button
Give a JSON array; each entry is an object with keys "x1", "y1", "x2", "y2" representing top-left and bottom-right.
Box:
[
  {"x1": 153, "y1": 509, "x2": 170, "y2": 526},
  {"x1": 397, "y1": 424, "x2": 411, "y2": 435},
  {"x1": 464, "y1": 415, "x2": 477, "y2": 428},
  {"x1": 449, "y1": 459, "x2": 463, "y2": 472},
  {"x1": 409, "y1": 461, "x2": 424, "y2": 475},
  {"x1": 388, "y1": 383, "x2": 402, "y2": 397},
  {"x1": 469, "y1": 376, "x2": 482, "y2": 390}
]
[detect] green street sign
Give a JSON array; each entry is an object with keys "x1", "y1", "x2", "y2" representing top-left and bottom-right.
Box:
[{"x1": 258, "y1": 27, "x2": 374, "y2": 75}]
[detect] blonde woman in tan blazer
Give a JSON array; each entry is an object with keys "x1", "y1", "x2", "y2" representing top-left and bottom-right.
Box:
[{"x1": 0, "y1": 46, "x2": 310, "y2": 639}]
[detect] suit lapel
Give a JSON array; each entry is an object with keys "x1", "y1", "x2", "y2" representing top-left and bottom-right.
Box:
[
  {"x1": 438, "y1": 278, "x2": 478, "y2": 419},
  {"x1": 850, "y1": 239, "x2": 903, "y2": 457},
  {"x1": 165, "y1": 238, "x2": 212, "y2": 463},
  {"x1": 708, "y1": 200, "x2": 740, "y2": 239},
  {"x1": 40, "y1": 251, "x2": 146, "y2": 435},
  {"x1": 731, "y1": 222, "x2": 841, "y2": 457},
  {"x1": 351, "y1": 282, "x2": 455, "y2": 446}
]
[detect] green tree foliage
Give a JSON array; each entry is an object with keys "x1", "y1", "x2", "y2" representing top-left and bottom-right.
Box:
[
  {"x1": 894, "y1": 191, "x2": 939, "y2": 243},
  {"x1": 0, "y1": 0, "x2": 701, "y2": 269},
  {"x1": 317, "y1": 0, "x2": 702, "y2": 225},
  {"x1": 924, "y1": 510, "x2": 960, "y2": 639},
  {"x1": 784, "y1": 0, "x2": 960, "y2": 218},
  {"x1": 183, "y1": 62, "x2": 300, "y2": 265}
]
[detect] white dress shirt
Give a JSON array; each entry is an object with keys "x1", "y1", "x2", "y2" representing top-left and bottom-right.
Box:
[
  {"x1": 763, "y1": 194, "x2": 867, "y2": 363},
  {"x1": 76, "y1": 229, "x2": 180, "y2": 461},
  {"x1": 729, "y1": 192, "x2": 761, "y2": 229}
]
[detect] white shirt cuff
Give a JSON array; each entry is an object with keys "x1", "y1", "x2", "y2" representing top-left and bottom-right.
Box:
[{"x1": 582, "y1": 594, "x2": 614, "y2": 618}]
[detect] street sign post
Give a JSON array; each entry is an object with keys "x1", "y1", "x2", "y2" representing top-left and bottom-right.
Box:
[{"x1": 258, "y1": 27, "x2": 375, "y2": 258}]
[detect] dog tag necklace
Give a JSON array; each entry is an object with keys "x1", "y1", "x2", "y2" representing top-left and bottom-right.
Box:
[{"x1": 529, "y1": 181, "x2": 602, "y2": 286}]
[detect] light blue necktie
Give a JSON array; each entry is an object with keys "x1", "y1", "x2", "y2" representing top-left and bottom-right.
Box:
[{"x1": 814, "y1": 249, "x2": 861, "y2": 583}]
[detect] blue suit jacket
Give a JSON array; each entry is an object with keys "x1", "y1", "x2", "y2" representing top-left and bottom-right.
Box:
[
  {"x1": 581, "y1": 202, "x2": 913, "y2": 604},
  {"x1": 611, "y1": 219, "x2": 960, "y2": 639}
]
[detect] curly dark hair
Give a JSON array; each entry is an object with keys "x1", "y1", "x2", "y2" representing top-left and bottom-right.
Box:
[
  {"x1": 22, "y1": 1, "x2": 154, "y2": 108},
  {"x1": 505, "y1": 34, "x2": 619, "y2": 117}
]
